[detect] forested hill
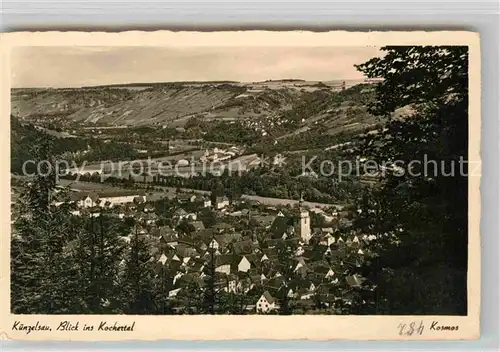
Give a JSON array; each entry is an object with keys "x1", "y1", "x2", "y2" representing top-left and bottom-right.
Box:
[
  {"x1": 10, "y1": 116, "x2": 140, "y2": 174},
  {"x1": 10, "y1": 116, "x2": 82, "y2": 173}
]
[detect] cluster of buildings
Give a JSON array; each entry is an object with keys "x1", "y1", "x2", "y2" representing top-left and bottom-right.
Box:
[
  {"x1": 135, "y1": 195, "x2": 373, "y2": 313},
  {"x1": 52, "y1": 190, "x2": 147, "y2": 209},
  {"x1": 199, "y1": 146, "x2": 243, "y2": 163},
  {"x1": 49, "y1": 183, "x2": 373, "y2": 314},
  {"x1": 146, "y1": 196, "x2": 373, "y2": 314},
  {"x1": 241, "y1": 113, "x2": 287, "y2": 138}
]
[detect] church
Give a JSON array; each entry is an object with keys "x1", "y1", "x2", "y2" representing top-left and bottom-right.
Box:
[
  {"x1": 268, "y1": 195, "x2": 312, "y2": 244},
  {"x1": 298, "y1": 196, "x2": 312, "y2": 244}
]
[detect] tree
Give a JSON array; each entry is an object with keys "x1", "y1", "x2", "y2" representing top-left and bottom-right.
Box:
[
  {"x1": 354, "y1": 46, "x2": 469, "y2": 314},
  {"x1": 201, "y1": 245, "x2": 218, "y2": 314},
  {"x1": 11, "y1": 138, "x2": 85, "y2": 313},
  {"x1": 176, "y1": 218, "x2": 195, "y2": 236},
  {"x1": 199, "y1": 208, "x2": 217, "y2": 228},
  {"x1": 210, "y1": 180, "x2": 224, "y2": 205},
  {"x1": 275, "y1": 238, "x2": 299, "y2": 315},
  {"x1": 152, "y1": 263, "x2": 175, "y2": 314},
  {"x1": 70, "y1": 214, "x2": 128, "y2": 313},
  {"x1": 120, "y1": 226, "x2": 156, "y2": 314}
]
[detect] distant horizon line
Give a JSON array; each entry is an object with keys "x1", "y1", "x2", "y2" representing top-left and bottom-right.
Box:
[{"x1": 12, "y1": 77, "x2": 379, "y2": 90}]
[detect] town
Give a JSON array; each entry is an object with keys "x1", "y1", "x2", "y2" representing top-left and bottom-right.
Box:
[
  {"x1": 12, "y1": 171, "x2": 374, "y2": 314},
  {"x1": 10, "y1": 45, "x2": 469, "y2": 317}
]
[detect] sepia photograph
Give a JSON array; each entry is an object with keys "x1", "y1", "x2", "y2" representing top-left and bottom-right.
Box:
[{"x1": 0, "y1": 31, "x2": 481, "y2": 340}]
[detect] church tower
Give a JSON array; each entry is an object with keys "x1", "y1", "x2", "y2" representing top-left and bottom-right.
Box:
[{"x1": 298, "y1": 194, "x2": 311, "y2": 244}]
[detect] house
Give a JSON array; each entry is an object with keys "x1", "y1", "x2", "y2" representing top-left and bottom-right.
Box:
[
  {"x1": 227, "y1": 278, "x2": 237, "y2": 293},
  {"x1": 212, "y1": 233, "x2": 236, "y2": 252},
  {"x1": 201, "y1": 148, "x2": 233, "y2": 163},
  {"x1": 252, "y1": 215, "x2": 275, "y2": 228},
  {"x1": 319, "y1": 234, "x2": 335, "y2": 246},
  {"x1": 346, "y1": 274, "x2": 365, "y2": 288},
  {"x1": 245, "y1": 253, "x2": 261, "y2": 269},
  {"x1": 181, "y1": 257, "x2": 191, "y2": 267},
  {"x1": 214, "y1": 196, "x2": 230, "y2": 210},
  {"x1": 295, "y1": 246, "x2": 305, "y2": 256},
  {"x1": 197, "y1": 228, "x2": 216, "y2": 241},
  {"x1": 143, "y1": 203, "x2": 155, "y2": 213},
  {"x1": 325, "y1": 269, "x2": 335, "y2": 279},
  {"x1": 208, "y1": 238, "x2": 220, "y2": 250},
  {"x1": 173, "y1": 271, "x2": 184, "y2": 285},
  {"x1": 236, "y1": 278, "x2": 253, "y2": 294},
  {"x1": 190, "y1": 221, "x2": 205, "y2": 232},
  {"x1": 177, "y1": 194, "x2": 197, "y2": 204},
  {"x1": 97, "y1": 191, "x2": 146, "y2": 207},
  {"x1": 338, "y1": 218, "x2": 353, "y2": 228},
  {"x1": 173, "y1": 208, "x2": 189, "y2": 221},
  {"x1": 293, "y1": 260, "x2": 310, "y2": 278},
  {"x1": 228, "y1": 146, "x2": 241, "y2": 156},
  {"x1": 168, "y1": 288, "x2": 182, "y2": 298},
  {"x1": 157, "y1": 227, "x2": 179, "y2": 249},
  {"x1": 237, "y1": 256, "x2": 251, "y2": 273},
  {"x1": 52, "y1": 192, "x2": 95, "y2": 208},
  {"x1": 232, "y1": 240, "x2": 254, "y2": 255},
  {"x1": 195, "y1": 195, "x2": 212, "y2": 208},
  {"x1": 225, "y1": 232, "x2": 244, "y2": 243},
  {"x1": 270, "y1": 215, "x2": 289, "y2": 238},
  {"x1": 256, "y1": 291, "x2": 277, "y2": 313},
  {"x1": 157, "y1": 252, "x2": 180, "y2": 267},
  {"x1": 185, "y1": 212, "x2": 198, "y2": 221},
  {"x1": 54, "y1": 190, "x2": 147, "y2": 208},
  {"x1": 188, "y1": 261, "x2": 205, "y2": 274},
  {"x1": 141, "y1": 212, "x2": 159, "y2": 225},
  {"x1": 349, "y1": 235, "x2": 361, "y2": 248},
  {"x1": 214, "y1": 255, "x2": 233, "y2": 275},
  {"x1": 262, "y1": 247, "x2": 278, "y2": 258},
  {"x1": 266, "y1": 275, "x2": 285, "y2": 288},
  {"x1": 212, "y1": 254, "x2": 257, "y2": 276},
  {"x1": 176, "y1": 245, "x2": 198, "y2": 258},
  {"x1": 133, "y1": 225, "x2": 147, "y2": 235},
  {"x1": 287, "y1": 288, "x2": 297, "y2": 299},
  {"x1": 212, "y1": 223, "x2": 235, "y2": 233},
  {"x1": 133, "y1": 195, "x2": 146, "y2": 204}
]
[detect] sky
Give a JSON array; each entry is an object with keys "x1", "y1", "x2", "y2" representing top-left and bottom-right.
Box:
[{"x1": 11, "y1": 46, "x2": 383, "y2": 88}]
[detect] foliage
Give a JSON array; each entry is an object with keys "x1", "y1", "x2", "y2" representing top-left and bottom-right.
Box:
[
  {"x1": 354, "y1": 46, "x2": 469, "y2": 314},
  {"x1": 11, "y1": 139, "x2": 85, "y2": 313},
  {"x1": 119, "y1": 227, "x2": 156, "y2": 314},
  {"x1": 11, "y1": 115, "x2": 142, "y2": 175}
]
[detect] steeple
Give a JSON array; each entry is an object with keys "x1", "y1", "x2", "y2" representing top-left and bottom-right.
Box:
[{"x1": 298, "y1": 193, "x2": 311, "y2": 244}]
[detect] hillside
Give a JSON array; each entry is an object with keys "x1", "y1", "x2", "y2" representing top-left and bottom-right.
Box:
[
  {"x1": 10, "y1": 116, "x2": 143, "y2": 174},
  {"x1": 11, "y1": 82, "x2": 388, "y2": 206},
  {"x1": 11, "y1": 81, "x2": 380, "y2": 142},
  {"x1": 11, "y1": 85, "x2": 244, "y2": 127}
]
